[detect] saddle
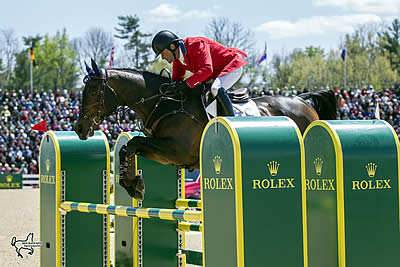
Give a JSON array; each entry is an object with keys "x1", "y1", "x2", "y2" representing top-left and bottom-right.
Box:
[
  {"x1": 203, "y1": 87, "x2": 250, "y2": 107},
  {"x1": 202, "y1": 86, "x2": 257, "y2": 118},
  {"x1": 227, "y1": 88, "x2": 250, "y2": 103}
]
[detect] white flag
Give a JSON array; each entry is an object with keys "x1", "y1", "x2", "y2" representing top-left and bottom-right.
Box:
[{"x1": 374, "y1": 102, "x2": 380, "y2": 120}]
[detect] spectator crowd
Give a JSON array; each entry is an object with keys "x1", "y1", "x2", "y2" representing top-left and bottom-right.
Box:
[
  {"x1": 1, "y1": 85, "x2": 399, "y2": 174},
  {"x1": 0, "y1": 88, "x2": 138, "y2": 174}
]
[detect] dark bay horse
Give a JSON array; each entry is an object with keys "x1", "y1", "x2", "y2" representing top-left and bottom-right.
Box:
[{"x1": 75, "y1": 60, "x2": 337, "y2": 199}]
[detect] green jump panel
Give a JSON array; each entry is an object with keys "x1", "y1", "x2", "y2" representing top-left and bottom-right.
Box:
[
  {"x1": 40, "y1": 131, "x2": 110, "y2": 267},
  {"x1": 200, "y1": 117, "x2": 308, "y2": 267},
  {"x1": 114, "y1": 132, "x2": 184, "y2": 267},
  {"x1": 304, "y1": 120, "x2": 400, "y2": 267}
]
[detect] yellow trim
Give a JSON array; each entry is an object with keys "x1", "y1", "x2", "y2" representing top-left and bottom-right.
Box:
[
  {"x1": 99, "y1": 130, "x2": 111, "y2": 267},
  {"x1": 217, "y1": 117, "x2": 244, "y2": 267},
  {"x1": 114, "y1": 132, "x2": 137, "y2": 267},
  {"x1": 199, "y1": 119, "x2": 213, "y2": 267},
  {"x1": 382, "y1": 120, "x2": 400, "y2": 232},
  {"x1": 286, "y1": 117, "x2": 308, "y2": 267},
  {"x1": 304, "y1": 120, "x2": 346, "y2": 267},
  {"x1": 39, "y1": 131, "x2": 62, "y2": 267},
  {"x1": 199, "y1": 117, "x2": 244, "y2": 267},
  {"x1": 181, "y1": 167, "x2": 186, "y2": 267}
]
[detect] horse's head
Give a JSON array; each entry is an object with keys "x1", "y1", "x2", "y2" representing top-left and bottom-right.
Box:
[{"x1": 75, "y1": 59, "x2": 119, "y2": 140}]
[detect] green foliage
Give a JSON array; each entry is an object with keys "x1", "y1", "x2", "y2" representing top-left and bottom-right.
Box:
[
  {"x1": 262, "y1": 23, "x2": 399, "y2": 91},
  {"x1": 23, "y1": 35, "x2": 42, "y2": 47},
  {"x1": 37, "y1": 29, "x2": 79, "y2": 90},
  {"x1": 114, "y1": 15, "x2": 152, "y2": 69},
  {"x1": 12, "y1": 49, "x2": 31, "y2": 90},
  {"x1": 378, "y1": 18, "x2": 400, "y2": 74},
  {"x1": 147, "y1": 59, "x2": 173, "y2": 78},
  {"x1": 0, "y1": 57, "x2": 6, "y2": 87},
  {"x1": 12, "y1": 29, "x2": 79, "y2": 91}
]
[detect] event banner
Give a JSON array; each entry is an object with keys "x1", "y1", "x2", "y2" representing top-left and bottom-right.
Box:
[{"x1": 0, "y1": 174, "x2": 23, "y2": 189}]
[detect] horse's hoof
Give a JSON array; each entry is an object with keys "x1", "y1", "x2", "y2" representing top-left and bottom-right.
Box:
[
  {"x1": 133, "y1": 189, "x2": 145, "y2": 201},
  {"x1": 133, "y1": 175, "x2": 145, "y2": 201},
  {"x1": 119, "y1": 175, "x2": 145, "y2": 201}
]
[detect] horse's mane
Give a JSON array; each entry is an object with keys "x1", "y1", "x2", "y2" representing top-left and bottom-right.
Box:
[
  {"x1": 109, "y1": 68, "x2": 170, "y2": 82},
  {"x1": 109, "y1": 68, "x2": 172, "y2": 93}
]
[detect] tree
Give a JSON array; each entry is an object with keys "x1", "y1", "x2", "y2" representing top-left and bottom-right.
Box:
[
  {"x1": 378, "y1": 18, "x2": 400, "y2": 73},
  {"x1": 73, "y1": 27, "x2": 114, "y2": 73},
  {"x1": 13, "y1": 29, "x2": 79, "y2": 91},
  {"x1": 114, "y1": 15, "x2": 152, "y2": 69},
  {"x1": 12, "y1": 49, "x2": 32, "y2": 91},
  {"x1": 37, "y1": 29, "x2": 79, "y2": 90},
  {"x1": 304, "y1": 46, "x2": 325, "y2": 58},
  {"x1": 0, "y1": 29, "x2": 19, "y2": 83},
  {"x1": 11, "y1": 35, "x2": 43, "y2": 91},
  {"x1": 205, "y1": 17, "x2": 255, "y2": 53}
]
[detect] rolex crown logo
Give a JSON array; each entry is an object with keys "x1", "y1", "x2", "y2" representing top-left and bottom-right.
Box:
[
  {"x1": 6, "y1": 175, "x2": 12, "y2": 183},
  {"x1": 213, "y1": 155, "x2": 222, "y2": 174},
  {"x1": 314, "y1": 157, "x2": 323, "y2": 176},
  {"x1": 46, "y1": 159, "x2": 50, "y2": 173},
  {"x1": 267, "y1": 161, "x2": 279, "y2": 176},
  {"x1": 366, "y1": 162, "x2": 377, "y2": 177}
]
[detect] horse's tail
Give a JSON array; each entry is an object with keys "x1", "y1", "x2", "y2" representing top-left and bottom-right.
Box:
[{"x1": 298, "y1": 89, "x2": 338, "y2": 120}]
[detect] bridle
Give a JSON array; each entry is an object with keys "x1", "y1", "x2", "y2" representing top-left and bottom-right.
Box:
[
  {"x1": 79, "y1": 68, "x2": 206, "y2": 137},
  {"x1": 80, "y1": 70, "x2": 120, "y2": 128}
]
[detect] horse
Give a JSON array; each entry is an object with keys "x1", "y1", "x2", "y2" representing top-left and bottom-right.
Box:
[{"x1": 75, "y1": 59, "x2": 337, "y2": 200}]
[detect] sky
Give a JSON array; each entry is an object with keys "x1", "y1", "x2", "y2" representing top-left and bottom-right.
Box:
[{"x1": 1, "y1": 0, "x2": 399, "y2": 61}]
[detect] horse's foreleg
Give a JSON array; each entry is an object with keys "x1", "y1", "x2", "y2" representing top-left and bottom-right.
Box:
[{"x1": 119, "y1": 136, "x2": 187, "y2": 200}]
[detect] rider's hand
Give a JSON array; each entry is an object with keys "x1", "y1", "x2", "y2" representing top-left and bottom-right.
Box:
[{"x1": 173, "y1": 80, "x2": 190, "y2": 91}]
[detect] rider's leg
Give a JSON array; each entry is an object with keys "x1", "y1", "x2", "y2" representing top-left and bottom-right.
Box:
[
  {"x1": 211, "y1": 67, "x2": 243, "y2": 116},
  {"x1": 215, "y1": 88, "x2": 234, "y2": 116}
]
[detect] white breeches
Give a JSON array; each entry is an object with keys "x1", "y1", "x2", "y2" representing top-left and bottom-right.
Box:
[{"x1": 210, "y1": 67, "x2": 243, "y2": 96}]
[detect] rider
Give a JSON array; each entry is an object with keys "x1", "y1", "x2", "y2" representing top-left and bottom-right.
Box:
[{"x1": 151, "y1": 30, "x2": 248, "y2": 116}]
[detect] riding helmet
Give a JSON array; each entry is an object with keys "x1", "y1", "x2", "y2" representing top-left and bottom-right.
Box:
[{"x1": 152, "y1": 30, "x2": 180, "y2": 57}]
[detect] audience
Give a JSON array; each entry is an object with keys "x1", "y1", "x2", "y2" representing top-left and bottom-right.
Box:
[
  {"x1": 0, "y1": 88, "x2": 138, "y2": 174},
  {"x1": 1, "y1": 85, "x2": 399, "y2": 174}
]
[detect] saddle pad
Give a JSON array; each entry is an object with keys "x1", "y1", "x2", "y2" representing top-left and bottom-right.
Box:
[{"x1": 233, "y1": 100, "x2": 261, "y2": 117}]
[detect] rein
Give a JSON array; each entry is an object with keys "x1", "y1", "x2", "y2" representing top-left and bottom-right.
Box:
[
  {"x1": 133, "y1": 82, "x2": 205, "y2": 137},
  {"x1": 81, "y1": 70, "x2": 206, "y2": 137}
]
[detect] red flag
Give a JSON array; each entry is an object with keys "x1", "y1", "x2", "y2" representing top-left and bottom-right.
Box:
[
  {"x1": 109, "y1": 46, "x2": 115, "y2": 67},
  {"x1": 32, "y1": 120, "x2": 47, "y2": 132}
]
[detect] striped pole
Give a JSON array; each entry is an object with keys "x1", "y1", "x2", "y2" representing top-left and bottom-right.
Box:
[
  {"x1": 176, "y1": 199, "x2": 201, "y2": 208},
  {"x1": 60, "y1": 201, "x2": 202, "y2": 221},
  {"x1": 178, "y1": 222, "x2": 202, "y2": 232}
]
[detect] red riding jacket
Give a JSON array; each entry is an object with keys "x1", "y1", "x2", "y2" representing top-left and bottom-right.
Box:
[{"x1": 172, "y1": 37, "x2": 248, "y2": 88}]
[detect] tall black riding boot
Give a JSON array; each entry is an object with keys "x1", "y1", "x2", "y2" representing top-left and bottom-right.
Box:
[{"x1": 215, "y1": 87, "x2": 234, "y2": 116}]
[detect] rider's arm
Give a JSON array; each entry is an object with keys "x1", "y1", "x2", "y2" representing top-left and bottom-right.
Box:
[
  {"x1": 172, "y1": 61, "x2": 186, "y2": 81},
  {"x1": 185, "y1": 41, "x2": 213, "y2": 88}
]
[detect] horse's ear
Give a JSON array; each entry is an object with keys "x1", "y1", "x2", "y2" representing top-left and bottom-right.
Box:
[
  {"x1": 91, "y1": 58, "x2": 102, "y2": 77},
  {"x1": 84, "y1": 61, "x2": 93, "y2": 74}
]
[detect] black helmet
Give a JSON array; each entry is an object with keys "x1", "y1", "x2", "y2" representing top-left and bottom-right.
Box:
[{"x1": 152, "y1": 30, "x2": 180, "y2": 57}]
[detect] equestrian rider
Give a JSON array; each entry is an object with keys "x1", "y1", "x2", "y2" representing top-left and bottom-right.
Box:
[{"x1": 151, "y1": 30, "x2": 248, "y2": 116}]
